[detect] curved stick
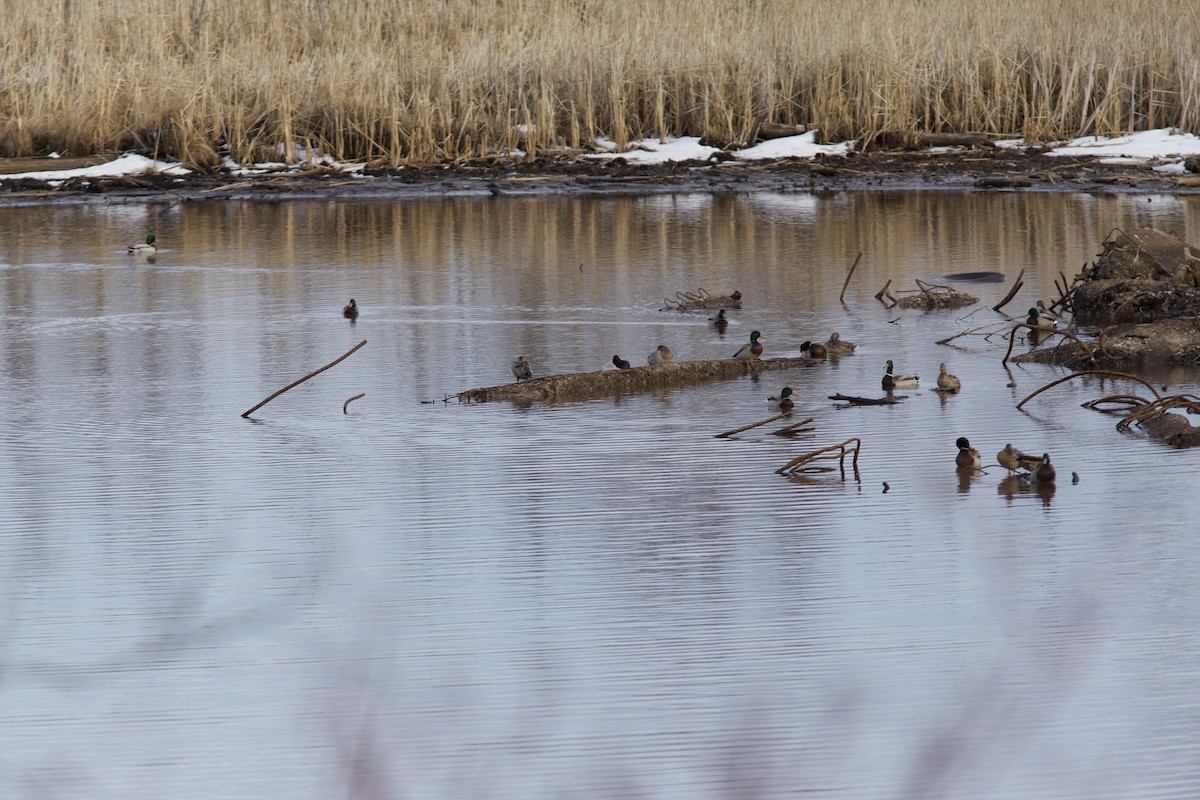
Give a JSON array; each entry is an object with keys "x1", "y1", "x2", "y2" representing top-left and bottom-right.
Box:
[
  {"x1": 1002, "y1": 323, "x2": 1097, "y2": 365},
  {"x1": 840, "y1": 251, "x2": 863, "y2": 304},
  {"x1": 343, "y1": 393, "x2": 365, "y2": 414},
  {"x1": 242, "y1": 339, "x2": 367, "y2": 418},
  {"x1": 1016, "y1": 369, "x2": 1163, "y2": 411},
  {"x1": 991, "y1": 268, "x2": 1025, "y2": 312}
]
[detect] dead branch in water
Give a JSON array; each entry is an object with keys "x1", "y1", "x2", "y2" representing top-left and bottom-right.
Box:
[
  {"x1": 660, "y1": 287, "x2": 742, "y2": 312},
  {"x1": 936, "y1": 320, "x2": 1012, "y2": 346},
  {"x1": 241, "y1": 339, "x2": 367, "y2": 418},
  {"x1": 776, "y1": 437, "x2": 862, "y2": 475},
  {"x1": 1016, "y1": 369, "x2": 1164, "y2": 411},
  {"x1": 1001, "y1": 323, "x2": 1097, "y2": 365},
  {"x1": 1117, "y1": 395, "x2": 1200, "y2": 431},
  {"x1": 991, "y1": 268, "x2": 1025, "y2": 312},
  {"x1": 343, "y1": 393, "x2": 365, "y2": 413},
  {"x1": 770, "y1": 417, "x2": 815, "y2": 436},
  {"x1": 840, "y1": 252, "x2": 863, "y2": 304},
  {"x1": 1082, "y1": 394, "x2": 1152, "y2": 412},
  {"x1": 716, "y1": 413, "x2": 790, "y2": 438},
  {"x1": 829, "y1": 393, "x2": 902, "y2": 406},
  {"x1": 875, "y1": 278, "x2": 894, "y2": 307},
  {"x1": 458, "y1": 355, "x2": 814, "y2": 404}
]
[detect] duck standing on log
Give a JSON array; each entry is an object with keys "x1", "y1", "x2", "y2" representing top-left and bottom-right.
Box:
[
  {"x1": 648, "y1": 344, "x2": 674, "y2": 366},
  {"x1": 511, "y1": 355, "x2": 533, "y2": 382},
  {"x1": 824, "y1": 332, "x2": 857, "y2": 354},
  {"x1": 612, "y1": 355, "x2": 632, "y2": 370},
  {"x1": 801, "y1": 340, "x2": 827, "y2": 359},
  {"x1": 733, "y1": 330, "x2": 764, "y2": 360}
]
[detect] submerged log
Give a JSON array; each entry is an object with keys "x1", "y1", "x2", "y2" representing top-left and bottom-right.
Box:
[
  {"x1": 1135, "y1": 412, "x2": 1200, "y2": 448},
  {"x1": 660, "y1": 288, "x2": 742, "y2": 312},
  {"x1": 459, "y1": 356, "x2": 815, "y2": 404}
]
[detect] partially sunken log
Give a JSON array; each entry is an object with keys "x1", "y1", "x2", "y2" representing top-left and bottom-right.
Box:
[
  {"x1": 459, "y1": 356, "x2": 814, "y2": 404},
  {"x1": 660, "y1": 288, "x2": 742, "y2": 312},
  {"x1": 1137, "y1": 412, "x2": 1200, "y2": 448}
]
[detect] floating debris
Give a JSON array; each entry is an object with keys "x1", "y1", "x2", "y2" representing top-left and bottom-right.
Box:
[
  {"x1": 776, "y1": 438, "x2": 862, "y2": 476},
  {"x1": 895, "y1": 279, "x2": 978, "y2": 310},
  {"x1": 660, "y1": 287, "x2": 742, "y2": 312},
  {"x1": 459, "y1": 356, "x2": 815, "y2": 404}
]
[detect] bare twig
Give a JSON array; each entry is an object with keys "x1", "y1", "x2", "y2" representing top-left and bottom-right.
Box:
[
  {"x1": 242, "y1": 339, "x2": 368, "y2": 418},
  {"x1": 343, "y1": 393, "x2": 365, "y2": 413},
  {"x1": 1016, "y1": 369, "x2": 1164, "y2": 411},
  {"x1": 937, "y1": 320, "x2": 1011, "y2": 346},
  {"x1": 715, "y1": 413, "x2": 789, "y2": 438},
  {"x1": 992, "y1": 268, "x2": 1025, "y2": 312},
  {"x1": 840, "y1": 252, "x2": 863, "y2": 303},
  {"x1": 776, "y1": 437, "x2": 862, "y2": 475},
  {"x1": 1001, "y1": 323, "x2": 1097, "y2": 365},
  {"x1": 875, "y1": 278, "x2": 893, "y2": 303}
]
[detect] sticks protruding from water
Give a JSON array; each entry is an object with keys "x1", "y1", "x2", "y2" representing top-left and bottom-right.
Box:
[
  {"x1": 992, "y1": 268, "x2": 1025, "y2": 312},
  {"x1": 715, "y1": 413, "x2": 789, "y2": 438},
  {"x1": 776, "y1": 437, "x2": 862, "y2": 475},
  {"x1": 840, "y1": 251, "x2": 863, "y2": 303},
  {"x1": 241, "y1": 339, "x2": 367, "y2": 418},
  {"x1": 343, "y1": 393, "x2": 365, "y2": 414},
  {"x1": 1016, "y1": 369, "x2": 1164, "y2": 411}
]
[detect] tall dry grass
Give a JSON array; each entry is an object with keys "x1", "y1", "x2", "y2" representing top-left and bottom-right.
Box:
[{"x1": 1, "y1": 0, "x2": 1197, "y2": 166}]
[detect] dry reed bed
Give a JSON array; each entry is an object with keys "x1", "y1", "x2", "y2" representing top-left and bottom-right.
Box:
[
  {"x1": 459, "y1": 356, "x2": 814, "y2": 404},
  {"x1": 2, "y1": 0, "x2": 1198, "y2": 165}
]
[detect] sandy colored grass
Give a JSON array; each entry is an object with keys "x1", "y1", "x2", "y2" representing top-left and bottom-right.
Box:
[{"x1": 1, "y1": 0, "x2": 1197, "y2": 165}]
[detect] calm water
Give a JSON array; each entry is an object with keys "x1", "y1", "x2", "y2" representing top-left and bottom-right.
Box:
[{"x1": 2, "y1": 191, "x2": 1199, "y2": 798}]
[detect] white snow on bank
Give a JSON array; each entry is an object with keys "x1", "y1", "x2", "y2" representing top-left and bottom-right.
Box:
[
  {"x1": 4, "y1": 128, "x2": 1200, "y2": 180},
  {"x1": 0, "y1": 153, "x2": 189, "y2": 182}
]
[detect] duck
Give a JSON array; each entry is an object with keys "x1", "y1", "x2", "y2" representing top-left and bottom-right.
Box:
[
  {"x1": 612, "y1": 355, "x2": 632, "y2": 370},
  {"x1": 955, "y1": 437, "x2": 982, "y2": 470},
  {"x1": 824, "y1": 332, "x2": 857, "y2": 354},
  {"x1": 997, "y1": 443, "x2": 1040, "y2": 476},
  {"x1": 647, "y1": 344, "x2": 674, "y2": 366},
  {"x1": 882, "y1": 359, "x2": 919, "y2": 390},
  {"x1": 1033, "y1": 453, "x2": 1056, "y2": 483},
  {"x1": 733, "y1": 330, "x2": 764, "y2": 360},
  {"x1": 936, "y1": 363, "x2": 961, "y2": 393},
  {"x1": 127, "y1": 234, "x2": 157, "y2": 255},
  {"x1": 709, "y1": 309, "x2": 729, "y2": 329},
  {"x1": 511, "y1": 355, "x2": 533, "y2": 382},
  {"x1": 801, "y1": 340, "x2": 828, "y2": 359},
  {"x1": 1026, "y1": 305, "x2": 1057, "y2": 330},
  {"x1": 342, "y1": 298, "x2": 359, "y2": 319},
  {"x1": 768, "y1": 387, "x2": 795, "y2": 414}
]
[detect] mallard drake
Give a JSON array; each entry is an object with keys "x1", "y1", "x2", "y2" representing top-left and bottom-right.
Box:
[
  {"x1": 511, "y1": 355, "x2": 533, "y2": 382},
  {"x1": 955, "y1": 436, "x2": 982, "y2": 470},
  {"x1": 997, "y1": 443, "x2": 1040, "y2": 475},
  {"x1": 733, "y1": 330, "x2": 764, "y2": 360},
  {"x1": 824, "y1": 332, "x2": 857, "y2": 354},
  {"x1": 127, "y1": 234, "x2": 157, "y2": 254},
  {"x1": 801, "y1": 340, "x2": 828, "y2": 359},
  {"x1": 882, "y1": 360, "x2": 919, "y2": 390},
  {"x1": 342, "y1": 299, "x2": 359, "y2": 319},
  {"x1": 936, "y1": 363, "x2": 961, "y2": 393},
  {"x1": 709, "y1": 309, "x2": 729, "y2": 328},
  {"x1": 1026, "y1": 306, "x2": 1057, "y2": 329},
  {"x1": 612, "y1": 355, "x2": 632, "y2": 370},
  {"x1": 1033, "y1": 453, "x2": 1056, "y2": 483},
  {"x1": 647, "y1": 344, "x2": 674, "y2": 366},
  {"x1": 768, "y1": 387, "x2": 795, "y2": 413}
]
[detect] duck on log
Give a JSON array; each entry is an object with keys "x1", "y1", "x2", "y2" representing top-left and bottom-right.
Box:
[{"x1": 459, "y1": 356, "x2": 817, "y2": 404}]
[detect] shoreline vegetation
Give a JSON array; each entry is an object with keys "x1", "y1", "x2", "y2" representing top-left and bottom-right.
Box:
[{"x1": 3, "y1": 0, "x2": 1199, "y2": 168}]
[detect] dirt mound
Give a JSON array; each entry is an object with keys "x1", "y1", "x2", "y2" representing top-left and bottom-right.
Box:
[{"x1": 1073, "y1": 228, "x2": 1200, "y2": 322}]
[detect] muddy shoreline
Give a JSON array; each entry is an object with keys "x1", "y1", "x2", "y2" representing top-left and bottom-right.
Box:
[{"x1": 2, "y1": 148, "x2": 1199, "y2": 205}]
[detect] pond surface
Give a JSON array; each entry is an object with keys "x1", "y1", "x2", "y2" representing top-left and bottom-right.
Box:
[{"x1": 1, "y1": 190, "x2": 1199, "y2": 799}]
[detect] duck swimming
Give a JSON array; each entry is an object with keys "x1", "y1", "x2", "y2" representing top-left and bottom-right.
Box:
[
  {"x1": 733, "y1": 330, "x2": 764, "y2": 360},
  {"x1": 612, "y1": 355, "x2": 632, "y2": 370},
  {"x1": 882, "y1": 360, "x2": 919, "y2": 390},
  {"x1": 768, "y1": 387, "x2": 795, "y2": 414},
  {"x1": 955, "y1": 436, "x2": 981, "y2": 470},
  {"x1": 342, "y1": 299, "x2": 359, "y2": 319},
  {"x1": 801, "y1": 341, "x2": 828, "y2": 359},
  {"x1": 648, "y1": 344, "x2": 674, "y2": 366},
  {"x1": 127, "y1": 234, "x2": 157, "y2": 255},
  {"x1": 824, "y1": 332, "x2": 857, "y2": 354},
  {"x1": 936, "y1": 363, "x2": 961, "y2": 393},
  {"x1": 511, "y1": 355, "x2": 533, "y2": 382},
  {"x1": 1033, "y1": 453, "x2": 1056, "y2": 483},
  {"x1": 709, "y1": 309, "x2": 729, "y2": 329}
]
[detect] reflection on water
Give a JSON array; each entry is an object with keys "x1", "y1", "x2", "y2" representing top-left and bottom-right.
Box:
[{"x1": 1, "y1": 191, "x2": 1199, "y2": 798}]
